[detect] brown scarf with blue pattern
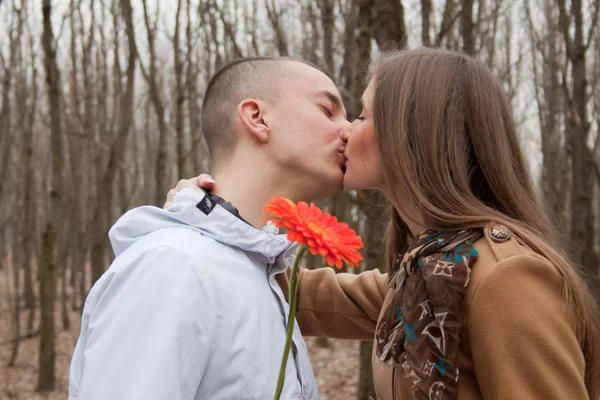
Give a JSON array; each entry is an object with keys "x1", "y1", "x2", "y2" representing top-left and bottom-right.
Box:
[{"x1": 375, "y1": 229, "x2": 483, "y2": 400}]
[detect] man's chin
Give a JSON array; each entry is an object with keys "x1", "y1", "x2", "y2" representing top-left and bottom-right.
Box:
[{"x1": 307, "y1": 173, "x2": 343, "y2": 200}]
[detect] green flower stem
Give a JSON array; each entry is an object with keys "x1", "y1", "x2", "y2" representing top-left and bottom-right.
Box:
[{"x1": 274, "y1": 245, "x2": 308, "y2": 400}]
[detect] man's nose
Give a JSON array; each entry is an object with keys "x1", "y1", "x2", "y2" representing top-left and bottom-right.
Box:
[
  {"x1": 338, "y1": 120, "x2": 351, "y2": 143},
  {"x1": 338, "y1": 128, "x2": 348, "y2": 143}
]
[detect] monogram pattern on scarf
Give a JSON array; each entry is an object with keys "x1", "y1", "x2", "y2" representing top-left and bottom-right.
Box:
[{"x1": 375, "y1": 229, "x2": 483, "y2": 400}]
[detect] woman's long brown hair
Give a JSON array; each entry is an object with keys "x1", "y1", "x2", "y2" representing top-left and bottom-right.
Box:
[{"x1": 372, "y1": 48, "x2": 600, "y2": 398}]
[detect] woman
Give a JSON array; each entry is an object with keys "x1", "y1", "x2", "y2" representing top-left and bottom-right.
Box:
[{"x1": 166, "y1": 49, "x2": 600, "y2": 399}]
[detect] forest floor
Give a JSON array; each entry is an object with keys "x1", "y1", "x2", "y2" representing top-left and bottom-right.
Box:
[{"x1": 0, "y1": 269, "x2": 362, "y2": 400}]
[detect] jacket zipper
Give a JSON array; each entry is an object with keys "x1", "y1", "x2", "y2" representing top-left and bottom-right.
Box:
[{"x1": 392, "y1": 367, "x2": 397, "y2": 400}]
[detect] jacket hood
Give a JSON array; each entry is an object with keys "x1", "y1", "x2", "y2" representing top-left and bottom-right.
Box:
[{"x1": 108, "y1": 187, "x2": 292, "y2": 264}]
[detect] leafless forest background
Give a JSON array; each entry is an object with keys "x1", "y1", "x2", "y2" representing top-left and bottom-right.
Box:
[{"x1": 1, "y1": 0, "x2": 599, "y2": 398}]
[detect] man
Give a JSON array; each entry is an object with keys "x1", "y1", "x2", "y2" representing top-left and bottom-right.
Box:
[{"x1": 68, "y1": 57, "x2": 349, "y2": 400}]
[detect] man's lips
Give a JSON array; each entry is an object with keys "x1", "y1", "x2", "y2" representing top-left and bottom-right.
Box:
[{"x1": 336, "y1": 149, "x2": 347, "y2": 173}]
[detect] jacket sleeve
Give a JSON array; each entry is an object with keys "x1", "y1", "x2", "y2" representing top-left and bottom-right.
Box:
[
  {"x1": 70, "y1": 246, "x2": 216, "y2": 400},
  {"x1": 467, "y1": 254, "x2": 588, "y2": 399},
  {"x1": 276, "y1": 267, "x2": 389, "y2": 340}
]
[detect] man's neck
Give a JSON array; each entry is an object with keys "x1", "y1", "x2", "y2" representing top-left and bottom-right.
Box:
[{"x1": 210, "y1": 159, "x2": 313, "y2": 229}]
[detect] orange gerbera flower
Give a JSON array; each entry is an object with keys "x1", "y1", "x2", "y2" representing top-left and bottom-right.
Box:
[{"x1": 264, "y1": 197, "x2": 363, "y2": 269}]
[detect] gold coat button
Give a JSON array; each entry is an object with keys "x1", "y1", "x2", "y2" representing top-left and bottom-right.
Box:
[{"x1": 489, "y1": 225, "x2": 511, "y2": 242}]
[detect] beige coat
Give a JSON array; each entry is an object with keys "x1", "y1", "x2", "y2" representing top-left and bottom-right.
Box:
[{"x1": 276, "y1": 224, "x2": 588, "y2": 399}]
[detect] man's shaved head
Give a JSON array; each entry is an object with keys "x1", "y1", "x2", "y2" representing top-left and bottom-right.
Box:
[{"x1": 201, "y1": 57, "x2": 319, "y2": 166}]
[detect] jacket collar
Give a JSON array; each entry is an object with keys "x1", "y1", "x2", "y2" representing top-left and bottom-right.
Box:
[{"x1": 109, "y1": 187, "x2": 294, "y2": 265}]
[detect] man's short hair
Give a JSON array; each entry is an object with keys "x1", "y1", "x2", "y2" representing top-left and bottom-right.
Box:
[{"x1": 201, "y1": 57, "x2": 319, "y2": 167}]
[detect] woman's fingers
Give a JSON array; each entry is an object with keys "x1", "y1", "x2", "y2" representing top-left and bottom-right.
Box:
[{"x1": 163, "y1": 174, "x2": 216, "y2": 209}]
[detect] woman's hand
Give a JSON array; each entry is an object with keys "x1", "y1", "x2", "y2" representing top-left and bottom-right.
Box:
[{"x1": 163, "y1": 174, "x2": 215, "y2": 208}]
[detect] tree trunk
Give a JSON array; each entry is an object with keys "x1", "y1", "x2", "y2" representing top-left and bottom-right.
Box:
[
  {"x1": 18, "y1": 1, "x2": 36, "y2": 327},
  {"x1": 358, "y1": 341, "x2": 375, "y2": 400},
  {"x1": 9, "y1": 235, "x2": 21, "y2": 366},
  {"x1": 357, "y1": 191, "x2": 387, "y2": 400},
  {"x1": 79, "y1": 249, "x2": 88, "y2": 311},
  {"x1": 174, "y1": 0, "x2": 187, "y2": 179},
  {"x1": 306, "y1": 1, "x2": 320, "y2": 66},
  {"x1": 38, "y1": 223, "x2": 57, "y2": 392},
  {"x1": 421, "y1": 0, "x2": 432, "y2": 46},
  {"x1": 569, "y1": 0, "x2": 598, "y2": 293},
  {"x1": 10, "y1": 26, "x2": 30, "y2": 360},
  {"x1": 23, "y1": 156, "x2": 36, "y2": 319},
  {"x1": 38, "y1": 0, "x2": 66, "y2": 390},
  {"x1": 557, "y1": 0, "x2": 600, "y2": 296},
  {"x1": 71, "y1": 233, "x2": 85, "y2": 311},
  {"x1": 319, "y1": 0, "x2": 335, "y2": 76},
  {"x1": 339, "y1": 0, "x2": 359, "y2": 118},
  {"x1": 0, "y1": 2, "x2": 23, "y2": 207},
  {"x1": 354, "y1": 1, "x2": 385, "y2": 397},
  {"x1": 373, "y1": 0, "x2": 406, "y2": 50},
  {"x1": 436, "y1": 0, "x2": 456, "y2": 47},
  {"x1": 531, "y1": 0, "x2": 568, "y2": 230},
  {"x1": 461, "y1": 0, "x2": 475, "y2": 55},
  {"x1": 267, "y1": 0, "x2": 290, "y2": 56},
  {"x1": 23, "y1": 50, "x2": 38, "y2": 331},
  {"x1": 88, "y1": 0, "x2": 138, "y2": 285},
  {"x1": 140, "y1": 0, "x2": 169, "y2": 206},
  {"x1": 60, "y1": 244, "x2": 70, "y2": 330}
]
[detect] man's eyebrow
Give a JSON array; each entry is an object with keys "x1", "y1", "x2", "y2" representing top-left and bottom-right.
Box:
[{"x1": 316, "y1": 90, "x2": 347, "y2": 118}]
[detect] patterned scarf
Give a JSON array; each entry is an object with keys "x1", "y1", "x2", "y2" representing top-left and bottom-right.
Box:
[{"x1": 375, "y1": 229, "x2": 483, "y2": 400}]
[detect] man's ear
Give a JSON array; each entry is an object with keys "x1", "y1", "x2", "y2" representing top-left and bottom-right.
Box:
[{"x1": 237, "y1": 99, "x2": 270, "y2": 143}]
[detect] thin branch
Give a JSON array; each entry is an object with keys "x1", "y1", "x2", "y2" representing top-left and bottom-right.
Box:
[
  {"x1": 436, "y1": 9, "x2": 462, "y2": 47},
  {"x1": 266, "y1": 0, "x2": 289, "y2": 56},
  {"x1": 56, "y1": 0, "x2": 86, "y2": 44},
  {"x1": 584, "y1": 0, "x2": 600, "y2": 51},
  {"x1": 210, "y1": 0, "x2": 243, "y2": 59},
  {"x1": 525, "y1": 0, "x2": 546, "y2": 131},
  {"x1": 555, "y1": 0, "x2": 576, "y2": 60}
]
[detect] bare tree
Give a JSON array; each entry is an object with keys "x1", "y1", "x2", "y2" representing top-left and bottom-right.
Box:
[
  {"x1": 24, "y1": 14, "x2": 39, "y2": 334},
  {"x1": 436, "y1": 0, "x2": 458, "y2": 47},
  {"x1": 140, "y1": 0, "x2": 170, "y2": 206},
  {"x1": 267, "y1": 0, "x2": 290, "y2": 56},
  {"x1": 339, "y1": 0, "x2": 359, "y2": 117},
  {"x1": 461, "y1": 0, "x2": 475, "y2": 54},
  {"x1": 39, "y1": 0, "x2": 67, "y2": 390},
  {"x1": 302, "y1": 0, "x2": 321, "y2": 65},
  {"x1": 211, "y1": 0, "x2": 244, "y2": 60},
  {"x1": 173, "y1": 0, "x2": 187, "y2": 179},
  {"x1": 0, "y1": 0, "x2": 22, "y2": 206},
  {"x1": 421, "y1": 0, "x2": 432, "y2": 46},
  {"x1": 186, "y1": 0, "x2": 209, "y2": 174},
  {"x1": 373, "y1": 0, "x2": 406, "y2": 50},
  {"x1": 526, "y1": 0, "x2": 569, "y2": 230},
  {"x1": 318, "y1": 0, "x2": 335, "y2": 75},
  {"x1": 557, "y1": 0, "x2": 600, "y2": 296},
  {"x1": 88, "y1": 0, "x2": 138, "y2": 285},
  {"x1": 351, "y1": 2, "x2": 384, "y2": 398},
  {"x1": 66, "y1": 0, "x2": 87, "y2": 311},
  {"x1": 8, "y1": 0, "x2": 25, "y2": 367}
]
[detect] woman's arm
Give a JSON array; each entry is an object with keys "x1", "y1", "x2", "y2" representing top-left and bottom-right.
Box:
[
  {"x1": 163, "y1": 175, "x2": 390, "y2": 341},
  {"x1": 276, "y1": 267, "x2": 389, "y2": 340}
]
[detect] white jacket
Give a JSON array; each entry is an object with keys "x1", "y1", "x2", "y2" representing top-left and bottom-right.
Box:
[{"x1": 68, "y1": 187, "x2": 320, "y2": 400}]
